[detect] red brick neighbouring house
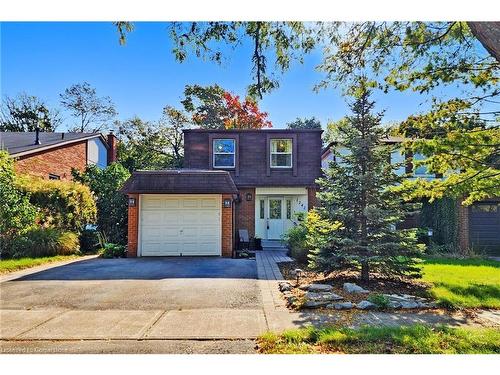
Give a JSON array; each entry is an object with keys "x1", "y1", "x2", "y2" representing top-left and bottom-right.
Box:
[
  {"x1": 121, "y1": 129, "x2": 323, "y2": 257},
  {"x1": 0, "y1": 130, "x2": 117, "y2": 180}
]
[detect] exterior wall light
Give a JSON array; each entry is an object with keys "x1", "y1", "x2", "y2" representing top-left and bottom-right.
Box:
[
  {"x1": 246, "y1": 192, "x2": 253, "y2": 201},
  {"x1": 128, "y1": 197, "x2": 136, "y2": 207},
  {"x1": 223, "y1": 198, "x2": 232, "y2": 208}
]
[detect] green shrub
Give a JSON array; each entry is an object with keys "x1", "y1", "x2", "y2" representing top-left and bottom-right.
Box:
[
  {"x1": 72, "y1": 163, "x2": 130, "y2": 244},
  {"x1": 16, "y1": 174, "x2": 97, "y2": 232},
  {"x1": 420, "y1": 198, "x2": 459, "y2": 249},
  {"x1": 0, "y1": 151, "x2": 37, "y2": 256},
  {"x1": 368, "y1": 294, "x2": 390, "y2": 309},
  {"x1": 305, "y1": 210, "x2": 343, "y2": 271},
  {"x1": 283, "y1": 210, "x2": 343, "y2": 266},
  {"x1": 79, "y1": 228, "x2": 100, "y2": 253},
  {"x1": 8, "y1": 227, "x2": 80, "y2": 258},
  {"x1": 283, "y1": 224, "x2": 308, "y2": 263},
  {"x1": 99, "y1": 243, "x2": 126, "y2": 258}
]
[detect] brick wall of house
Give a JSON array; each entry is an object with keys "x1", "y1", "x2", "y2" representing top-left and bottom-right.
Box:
[
  {"x1": 221, "y1": 194, "x2": 234, "y2": 257},
  {"x1": 127, "y1": 194, "x2": 139, "y2": 257},
  {"x1": 235, "y1": 188, "x2": 256, "y2": 238},
  {"x1": 15, "y1": 141, "x2": 87, "y2": 180},
  {"x1": 307, "y1": 187, "x2": 319, "y2": 210}
]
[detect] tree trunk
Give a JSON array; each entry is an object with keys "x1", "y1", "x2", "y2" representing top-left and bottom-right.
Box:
[
  {"x1": 468, "y1": 22, "x2": 500, "y2": 63},
  {"x1": 361, "y1": 261, "x2": 370, "y2": 282}
]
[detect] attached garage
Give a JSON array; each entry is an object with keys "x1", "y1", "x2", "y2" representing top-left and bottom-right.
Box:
[
  {"x1": 140, "y1": 195, "x2": 221, "y2": 256},
  {"x1": 469, "y1": 201, "x2": 500, "y2": 255},
  {"x1": 121, "y1": 170, "x2": 238, "y2": 257}
]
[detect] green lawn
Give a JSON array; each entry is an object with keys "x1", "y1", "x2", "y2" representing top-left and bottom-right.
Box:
[
  {"x1": 420, "y1": 258, "x2": 500, "y2": 309},
  {"x1": 258, "y1": 325, "x2": 500, "y2": 354},
  {"x1": 0, "y1": 255, "x2": 80, "y2": 274}
]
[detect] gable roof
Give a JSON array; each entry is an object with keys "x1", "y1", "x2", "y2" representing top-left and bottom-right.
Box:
[
  {"x1": 120, "y1": 169, "x2": 239, "y2": 195},
  {"x1": 0, "y1": 132, "x2": 108, "y2": 157}
]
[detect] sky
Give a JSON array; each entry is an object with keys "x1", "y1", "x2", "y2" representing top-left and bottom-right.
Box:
[{"x1": 0, "y1": 22, "x2": 452, "y2": 130}]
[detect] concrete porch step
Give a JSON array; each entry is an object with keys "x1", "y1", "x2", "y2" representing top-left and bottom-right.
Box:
[{"x1": 261, "y1": 240, "x2": 288, "y2": 249}]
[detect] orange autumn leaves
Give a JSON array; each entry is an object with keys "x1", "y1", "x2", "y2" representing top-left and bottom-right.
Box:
[
  {"x1": 191, "y1": 91, "x2": 272, "y2": 129},
  {"x1": 222, "y1": 92, "x2": 272, "y2": 129}
]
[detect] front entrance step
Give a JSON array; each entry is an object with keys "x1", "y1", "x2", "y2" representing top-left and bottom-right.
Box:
[{"x1": 261, "y1": 240, "x2": 288, "y2": 249}]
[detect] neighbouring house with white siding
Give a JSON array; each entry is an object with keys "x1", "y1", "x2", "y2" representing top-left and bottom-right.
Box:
[{"x1": 321, "y1": 137, "x2": 500, "y2": 255}]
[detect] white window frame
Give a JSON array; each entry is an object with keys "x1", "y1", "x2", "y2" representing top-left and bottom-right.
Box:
[
  {"x1": 213, "y1": 139, "x2": 235, "y2": 169},
  {"x1": 270, "y1": 139, "x2": 293, "y2": 168}
]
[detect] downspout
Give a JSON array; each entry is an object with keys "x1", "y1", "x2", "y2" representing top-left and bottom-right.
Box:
[{"x1": 232, "y1": 194, "x2": 238, "y2": 258}]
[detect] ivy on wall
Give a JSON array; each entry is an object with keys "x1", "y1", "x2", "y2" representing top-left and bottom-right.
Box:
[{"x1": 419, "y1": 198, "x2": 459, "y2": 247}]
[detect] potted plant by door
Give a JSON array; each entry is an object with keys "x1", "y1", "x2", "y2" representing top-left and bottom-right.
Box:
[{"x1": 253, "y1": 236, "x2": 262, "y2": 250}]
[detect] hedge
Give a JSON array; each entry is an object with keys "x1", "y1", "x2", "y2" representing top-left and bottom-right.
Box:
[{"x1": 16, "y1": 174, "x2": 97, "y2": 232}]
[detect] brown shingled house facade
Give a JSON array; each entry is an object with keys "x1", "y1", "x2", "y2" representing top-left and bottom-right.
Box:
[{"x1": 121, "y1": 129, "x2": 323, "y2": 257}]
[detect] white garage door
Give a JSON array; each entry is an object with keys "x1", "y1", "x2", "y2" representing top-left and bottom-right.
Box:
[{"x1": 139, "y1": 195, "x2": 222, "y2": 256}]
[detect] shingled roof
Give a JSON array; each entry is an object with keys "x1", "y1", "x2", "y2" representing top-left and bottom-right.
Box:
[
  {"x1": 120, "y1": 169, "x2": 239, "y2": 195},
  {"x1": 0, "y1": 132, "x2": 107, "y2": 157}
]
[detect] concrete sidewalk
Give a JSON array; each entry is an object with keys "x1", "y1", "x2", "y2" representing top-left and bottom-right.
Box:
[
  {"x1": 0, "y1": 308, "x2": 267, "y2": 341},
  {"x1": 2, "y1": 306, "x2": 497, "y2": 344}
]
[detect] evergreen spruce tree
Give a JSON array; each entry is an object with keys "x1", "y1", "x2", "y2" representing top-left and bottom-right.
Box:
[{"x1": 310, "y1": 79, "x2": 423, "y2": 282}]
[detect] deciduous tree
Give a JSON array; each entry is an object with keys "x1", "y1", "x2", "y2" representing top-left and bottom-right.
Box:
[
  {"x1": 116, "y1": 117, "x2": 176, "y2": 172},
  {"x1": 181, "y1": 84, "x2": 228, "y2": 129},
  {"x1": 0, "y1": 93, "x2": 62, "y2": 132},
  {"x1": 286, "y1": 117, "x2": 321, "y2": 129},
  {"x1": 60, "y1": 82, "x2": 117, "y2": 132},
  {"x1": 223, "y1": 92, "x2": 272, "y2": 129},
  {"x1": 72, "y1": 163, "x2": 130, "y2": 245},
  {"x1": 316, "y1": 22, "x2": 499, "y2": 204}
]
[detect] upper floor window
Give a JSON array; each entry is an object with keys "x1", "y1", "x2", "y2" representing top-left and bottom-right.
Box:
[
  {"x1": 270, "y1": 139, "x2": 292, "y2": 168},
  {"x1": 213, "y1": 139, "x2": 235, "y2": 168},
  {"x1": 413, "y1": 153, "x2": 430, "y2": 176}
]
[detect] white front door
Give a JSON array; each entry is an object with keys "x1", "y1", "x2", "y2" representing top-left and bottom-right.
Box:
[
  {"x1": 267, "y1": 198, "x2": 284, "y2": 239},
  {"x1": 139, "y1": 195, "x2": 221, "y2": 256}
]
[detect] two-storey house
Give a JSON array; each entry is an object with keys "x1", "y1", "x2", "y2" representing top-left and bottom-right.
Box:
[
  {"x1": 322, "y1": 139, "x2": 500, "y2": 255},
  {"x1": 122, "y1": 129, "x2": 323, "y2": 257}
]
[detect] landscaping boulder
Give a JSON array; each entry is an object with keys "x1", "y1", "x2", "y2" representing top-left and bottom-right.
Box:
[
  {"x1": 381, "y1": 293, "x2": 435, "y2": 309},
  {"x1": 302, "y1": 291, "x2": 343, "y2": 308},
  {"x1": 400, "y1": 301, "x2": 419, "y2": 309},
  {"x1": 343, "y1": 283, "x2": 369, "y2": 294},
  {"x1": 303, "y1": 300, "x2": 329, "y2": 308},
  {"x1": 328, "y1": 301, "x2": 353, "y2": 310},
  {"x1": 356, "y1": 300, "x2": 376, "y2": 310},
  {"x1": 305, "y1": 283, "x2": 334, "y2": 292},
  {"x1": 279, "y1": 282, "x2": 293, "y2": 292},
  {"x1": 305, "y1": 292, "x2": 342, "y2": 302},
  {"x1": 388, "y1": 301, "x2": 402, "y2": 309}
]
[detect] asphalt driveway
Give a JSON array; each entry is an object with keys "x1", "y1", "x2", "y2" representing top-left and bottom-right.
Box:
[{"x1": 0, "y1": 257, "x2": 261, "y2": 310}]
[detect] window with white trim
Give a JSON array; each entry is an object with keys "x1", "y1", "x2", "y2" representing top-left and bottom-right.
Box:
[
  {"x1": 270, "y1": 139, "x2": 292, "y2": 168},
  {"x1": 213, "y1": 139, "x2": 235, "y2": 168}
]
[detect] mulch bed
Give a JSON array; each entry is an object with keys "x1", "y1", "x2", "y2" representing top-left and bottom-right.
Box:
[{"x1": 279, "y1": 261, "x2": 432, "y2": 309}]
